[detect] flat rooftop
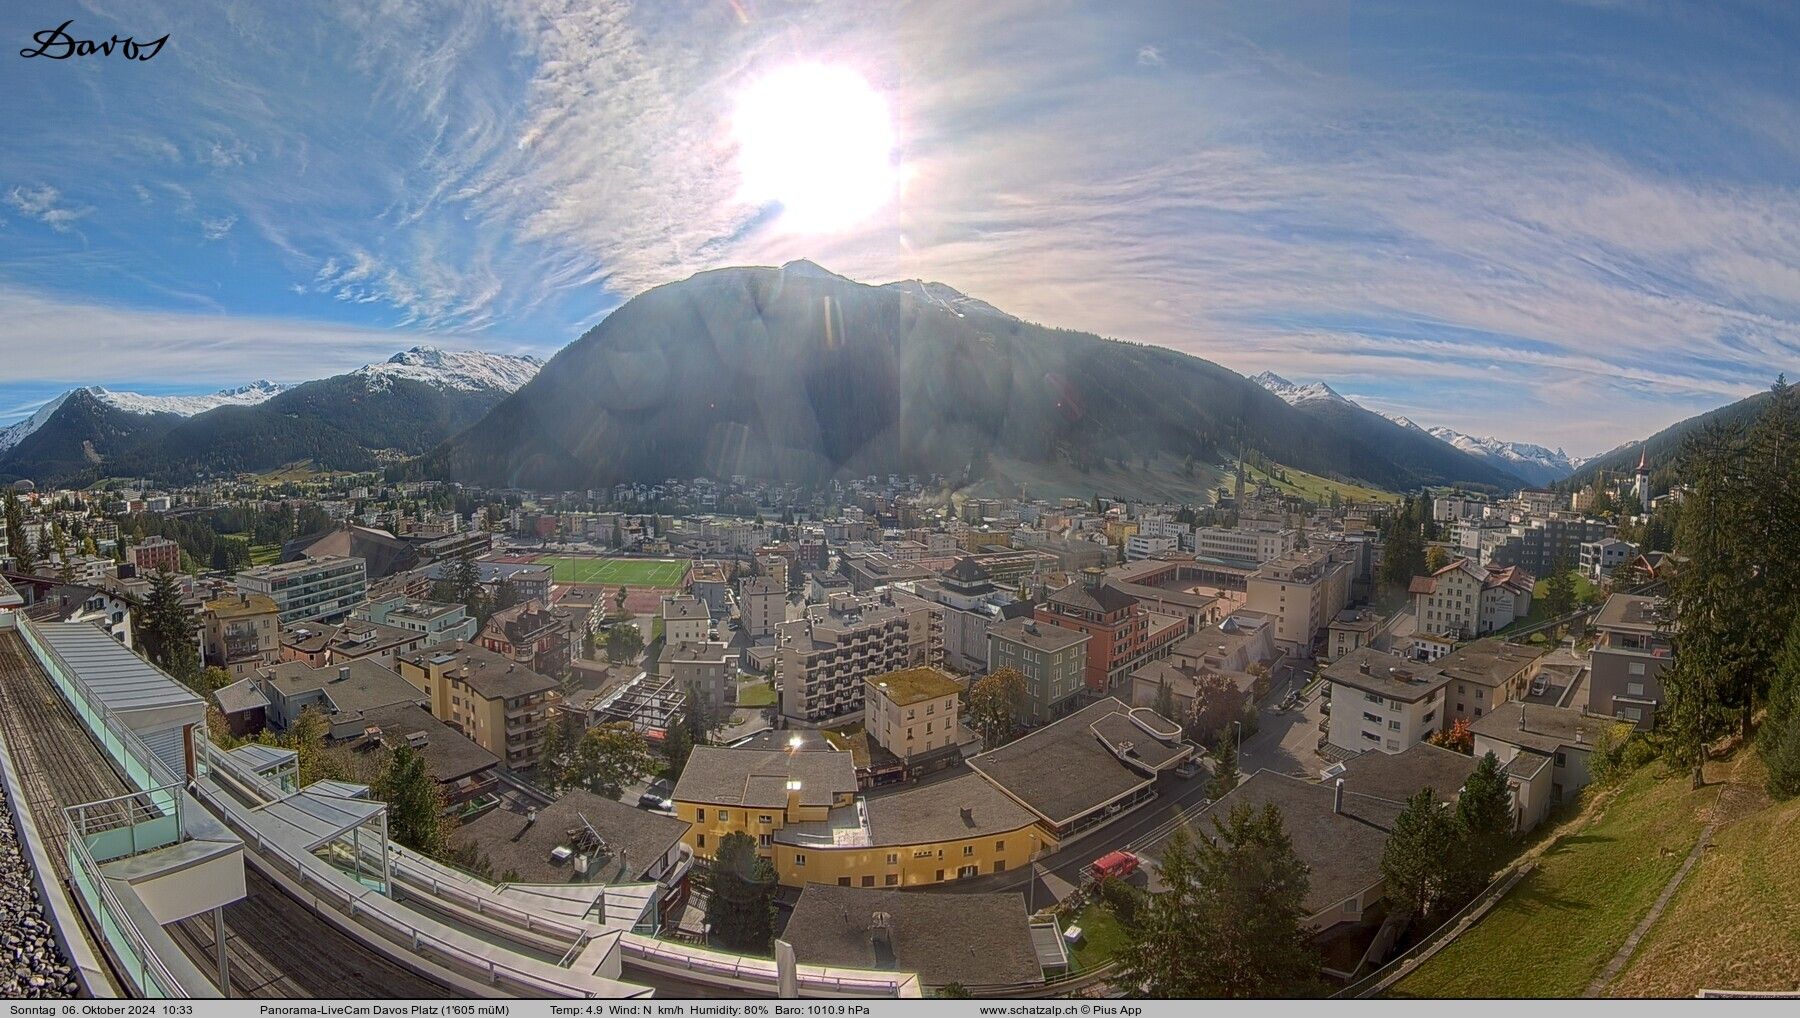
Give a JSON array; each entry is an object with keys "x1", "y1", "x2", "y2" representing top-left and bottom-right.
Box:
[{"x1": 968, "y1": 697, "x2": 1182, "y2": 827}]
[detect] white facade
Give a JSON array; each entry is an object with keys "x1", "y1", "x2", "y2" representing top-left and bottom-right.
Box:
[{"x1": 1326, "y1": 677, "x2": 1446, "y2": 755}]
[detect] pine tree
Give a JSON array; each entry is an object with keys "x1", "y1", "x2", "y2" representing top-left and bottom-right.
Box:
[
  {"x1": 1453, "y1": 752, "x2": 1516, "y2": 898},
  {"x1": 1759, "y1": 610, "x2": 1800, "y2": 797},
  {"x1": 1381, "y1": 787, "x2": 1460, "y2": 920},
  {"x1": 1117, "y1": 805, "x2": 1320, "y2": 998},
  {"x1": 662, "y1": 711, "x2": 695, "y2": 781},
  {"x1": 1154, "y1": 678, "x2": 1176, "y2": 722},
  {"x1": 705, "y1": 831, "x2": 777, "y2": 952},
  {"x1": 138, "y1": 570, "x2": 200, "y2": 686},
  {"x1": 1543, "y1": 556, "x2": 1576, "y2": 619},
  {"x1": 1208, "y1": 737, "x2": 1239, "y2": 799},
  {"x1": 377, "y1": 744, "x2": 446, "y2": 854}
]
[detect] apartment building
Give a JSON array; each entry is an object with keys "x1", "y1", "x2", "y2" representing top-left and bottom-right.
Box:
[
  {"x1": 1488, "y1": 515, "x2": 1614, "y2": 576},
  {"x1": 661, "y1": 594, "x2": 711, "y2": 644},
  {"x1": 1034, "y1": 569, "x2": 1186, "y2": 694},
  {"x1": 1324, "y1": 648, "x2": 1449, "y2": 755},
  {"x1": 1192, "y1": 526, "x2": 1299, "y2": 569},
  {"x1": 397, "y1": 641, "x2": 559, "y2": 771},
  {"x1": 986, "y1": 617, "x2": 1090, "y2": 726},
  {"x1": 480, "y1": 599, "x2": 579, "y2": 678},
  {"x1": 128, "y1": 535, "x2": 182, "y2": 575},
  {"x1": 1244, "y1": 548, "x2": 1352, "y2": 655},
  {"x1": 1437, "y1": 639, "x2": 1547, "y2": 728},
  {"x1": 1410, "y1": 559, "x2": 1533, "y2": 641},
  {"x1": 1326, "y1": 608, "x2": 1384, "y2": 664},
  {"x1": 1580, "y1": 538, "x2": 1638, "y2": 582},
  {"x1": 664, "y1": 640, "x2": 734, "y2": 713},
  {"x1": 350, "y1": 595, "x2": 476, "y2": 647},
  {"x1": 864, "y1": 667, "x2": 964, "y2": 768},
  {"x1": 234, "y1": 555, "x2": 368, "y2": 625},
  {"x1": 738, "y1": 576, "x2": 784, "y2": 639},
  {"x1": 776, "y1": 589, "x2": 940, "y2": 724},
  {"x1": 201, "y1": 592, "x2": 282, "y2": 683},
  {"x1": 1588, "y1": 593, "x2": 1672, "y2": 728}
]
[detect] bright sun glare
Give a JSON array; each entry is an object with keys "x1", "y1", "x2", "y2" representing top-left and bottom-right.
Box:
[{"x1": 733, "y1": 64, "x2": 899, "y2": 233}]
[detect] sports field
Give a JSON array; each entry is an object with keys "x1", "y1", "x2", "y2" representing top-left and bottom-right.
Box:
[{"x1": 532, "y1": 555, "x2": 690, "y2": 588}]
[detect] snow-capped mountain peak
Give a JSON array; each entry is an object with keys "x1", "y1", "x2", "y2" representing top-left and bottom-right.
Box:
[
  {"x1": 1251, "y1": 371, "x2": 1352, "y2": 407},
  {"x1": 0, "y1": 380, "x2": 292, "y2": 454},
  {"x1": 353, "y1": 347, "x2": 543, "y2": 393},
  {"x1": 84, "y1": 380, "x2": 291, "y2": 418},
  {"x1": 1372, "y1": 408, "x2": 1576, "y2": 484}
]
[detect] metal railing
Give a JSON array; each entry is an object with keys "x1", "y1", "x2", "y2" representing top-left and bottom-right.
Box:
[
  {"x1": 17, "y1": 618, "x2": 189, "y2": 802},
  {"x1": 195, "y1": 754, "x2": 629, "y2": 998},
  {"x1": 65, "y1": 818, "x2": 189, "y2": 998},
  {"x1": 66, "y1": 787, "x2": 185, "y2": 862}
]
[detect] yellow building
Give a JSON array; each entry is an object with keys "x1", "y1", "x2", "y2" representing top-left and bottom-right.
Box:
[
  {"x1": 396, "y1": 641, "x2": 558, "y2": 770},
  {"x1": 202, "y1": 592, "x2": 282, "y2": 683},
  {"x1": 671, "y1": 746, "x2": 1054, "y2": 889},
  {"x1": 1103, "y1": 519, "x2": 1140, "y2": 546},
  {"x1": 671, "y1": 746, "x2": 859, "y2": 858},
  {"x1": 864, "y1": 667, "x2": 963, "y2": 765}
]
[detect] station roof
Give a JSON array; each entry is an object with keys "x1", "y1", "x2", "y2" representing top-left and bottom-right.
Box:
[{"x1": 30, "y1": 620, "x2": 203, "y2": 716}]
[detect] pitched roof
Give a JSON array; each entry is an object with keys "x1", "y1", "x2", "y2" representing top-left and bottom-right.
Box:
[
  {"x1": 783, "y1": 885, "x2": 1043, "y2": 988},
  {"x1": 1192, "y1": 770, "x2": 1396, "y2": 918},
  {"x1": 453, "y1": 789, "x2": 689, "y2": 884},
  {"x1": 1045, "y1": 580, "x2": 1138, "y2": 616},
  {"x1": 969, "y1": 698, "x2": 1186, "y2": 826},
  {"x1": 671, "y1": 747, "x2": 857, "y2": 808}
]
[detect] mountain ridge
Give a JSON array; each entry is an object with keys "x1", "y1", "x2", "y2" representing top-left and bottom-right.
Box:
[{"x1": 415, "y1": 262, "x2": 1524, "y2": 496}]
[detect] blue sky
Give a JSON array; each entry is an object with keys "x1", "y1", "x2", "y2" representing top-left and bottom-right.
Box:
[{"x1": 3, "y1": 1, "x2": 1798, "y2": 455}]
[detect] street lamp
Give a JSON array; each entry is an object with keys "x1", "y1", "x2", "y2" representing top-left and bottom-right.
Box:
[{"x1": 1234, "y1": 719, "x2": 1243, "y2": 763}]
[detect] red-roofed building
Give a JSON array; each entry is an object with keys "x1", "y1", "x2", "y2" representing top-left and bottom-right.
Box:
[{"x1": 1035, "y1": 568, "x2": 1187, "y2": 694}]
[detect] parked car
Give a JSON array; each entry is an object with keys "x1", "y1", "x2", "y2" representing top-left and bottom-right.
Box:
[
  {"x1": 1173, "y1": 759, "x2": 1201, "y2": 779},
  {"x1": 1530, "y1": 675, "x2": 1549, "y2": 697},
  {"x1": 637, "y1": 778, "x2": 675, "y2": 812}
]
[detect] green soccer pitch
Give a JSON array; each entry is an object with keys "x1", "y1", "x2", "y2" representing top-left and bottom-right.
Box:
[{"x1": 532, "y1": 556, "x2": 691, "y2": 588}]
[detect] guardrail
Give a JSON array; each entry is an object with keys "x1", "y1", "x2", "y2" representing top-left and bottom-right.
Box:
[
  {"x1": 17, "y1": 618, "x2": 189, "y2": 805},
  {"x1": 65, "y1": 818, "x2": 189, "y2": 998},
  {"x1": 67, "y1": 786, "x2": 185, "y2": 863},
  {"x1": 194, "y1": 754, "x2": 631, "y2": 998}
]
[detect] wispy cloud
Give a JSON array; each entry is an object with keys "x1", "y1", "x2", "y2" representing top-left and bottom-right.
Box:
[
  {"x1": 3, "y1": 0, "x2": 1799, "y2": 454},
  {"x1": 5, "y1": 184, "x2": 92, "y2": 233}
]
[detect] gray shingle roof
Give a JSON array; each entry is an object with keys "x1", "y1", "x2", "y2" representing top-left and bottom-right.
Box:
[
  {"x1": 782, "y1": 885, "x2": 1043, "y2": 988},
  {"x1": 859, "y1": 772, "x2": 1039, "y2": 846},
  {"x1": 454, "y1": 789, "x2": 690, "y2": 884},
  {"x1": 968, "y1": 698, "x2": 1178, "y2": 826},
  {"x1": 671, "y1": 747, "x2": 857, "y2": 808}
]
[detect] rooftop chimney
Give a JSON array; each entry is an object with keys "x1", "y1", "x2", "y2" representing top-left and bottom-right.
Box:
[
  {"x1": 1333, "y1": 778, "x2": 1345, "y2": 815},
  {"x1": 336, "y1": 665, "x2": 350, "y2": 683},
  {"x1": 1359, "y1": 662, "x2": 1371, "y2": 675}
]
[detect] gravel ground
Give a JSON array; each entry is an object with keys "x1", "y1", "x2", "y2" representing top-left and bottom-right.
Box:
[{"x1": 0, "y1": 787, "x2": 77, "y2": 997}]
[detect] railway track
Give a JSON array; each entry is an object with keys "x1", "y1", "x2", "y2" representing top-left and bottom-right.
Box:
[{"x1": 0, "y1": 632, "x2": 451, "y2": 998}]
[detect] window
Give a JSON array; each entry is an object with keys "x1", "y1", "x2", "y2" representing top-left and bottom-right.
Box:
[
  {"x1": 1555, "y1": 752, "x2": 1567, "y2": 767},
  {"x1": 1423, "y1": 711, "x2": 1436, "y2": 725},
  {"x1": 794, "y1": 854, "x2": 806, "y2": 867},
  {"x1": 994, "y1": 861, "x2": 1006, "y2": 873},
  {"x1": 963, "y1": 845, "x2": 974, "y2": 857},
  {"x1": 1628, "y1": 662, "x2": 1647, "y2": 676},
  {"x1": 1363, "y1": 712, "x2": 1383, "y2": 724},
  {"x1": 995, "y1": 840, "x2": 1005, "y2": 852},
  {"x1": 718, "y1": 809, "x2": 730, "y2": 822},
  {"x1": 759, "y1": 814, "x2": 773, "y2": 825},
  {"x1": 758, "y1": 833, "x2": 771, "y2": 848},
  {"x1": 696, "y1": 834, "x2": 705, "y2": 849},
  {"x1": 1626, "y1": 681, "x2": 1646, "y2": 697},
  {"x1": 935, "y1": 869, "x2": 945, "y2": 881},
  {"x1": 838, "y1": 877, "x2": 851, "y2": 887},
  {"x1": 957, "y1": 865, "x2": 978, "y2": 879},
  {"x1": 1364, "y1": 692, "x2": 1385, "y2": 705},
  {"x1": 886, "y1": 853, "x2": 898, "y2": 865},
  {"x1": 1474, "y1": 707, "x2": 1483, "y2": 718},
  {"x1": 1618, "y1": 706, "x2": 1643, "y2": 722},
  {"x1": 1362, "y1": 731, "x2": 1381, "y2": 743},
  {"x1": 696, "y1": 808, "x2": 706, "y2": 822},
  {"x1": 1388, "y1": 720, "x2": 1401, "y2": 731},
  {"x1": 885, "y1": 873, "x2": 899, "y2": 886},
  {"x1": 1456, "y1": 703, "x2": 1465, "y2": 713},
  {"x1": 861, "y1": 875, "x2": 875, "y2": 887}
]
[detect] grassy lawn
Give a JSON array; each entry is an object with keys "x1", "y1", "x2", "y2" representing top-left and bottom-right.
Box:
[
  {"x1": 735, "y1": 678, "x2": 776, "y2": 708},
  {"x1": 1609, "y1": 756, "x2": 1797, "y2": 996},
  {"x1": 249, "y1": 543, "x2": 281, "y2": 566},
  {"x1": 1391, "y1": 765, "x2": 1720, "y2": 998},
  {"x1": 533, "y1": 555, "x2": 690, "y2": 587},
  {"x1": 1243, "y1": 462, "x2": 1399, "y2": 506},
  {"x1": 1068, "y1": 901, "x2": 1129, "y2": 972}
]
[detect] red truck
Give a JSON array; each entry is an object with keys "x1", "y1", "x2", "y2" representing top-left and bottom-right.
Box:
[{"x1": 1089, "y1": 850, "x2": 1140, "y2": 882}]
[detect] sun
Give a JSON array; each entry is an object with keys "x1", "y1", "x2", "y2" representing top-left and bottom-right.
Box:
[{"x1": 732, "y1": 63, "x2": 899, "y2": 233}]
